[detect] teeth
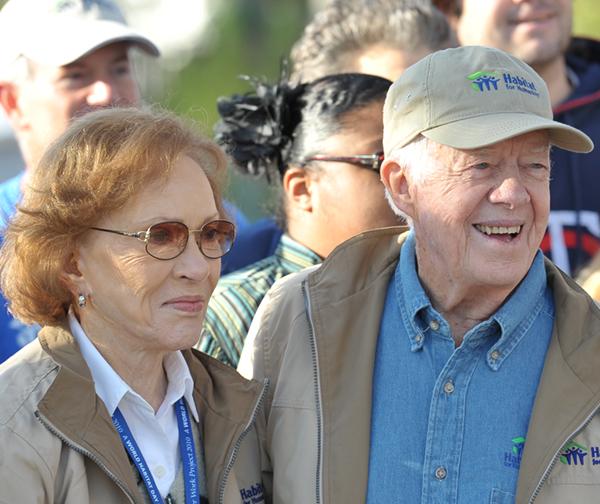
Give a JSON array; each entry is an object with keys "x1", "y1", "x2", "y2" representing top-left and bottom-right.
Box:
[{"x1": 475, "y1": 224, "x2": 522, "y2": 235}]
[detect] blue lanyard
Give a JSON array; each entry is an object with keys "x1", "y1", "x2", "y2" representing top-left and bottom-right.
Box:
[{"x1": 112, "y1": 398, "x2": 200, "y2": 504}]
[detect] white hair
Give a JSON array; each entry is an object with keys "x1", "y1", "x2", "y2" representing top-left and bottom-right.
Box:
[{"x1": 383, "y1": 135, "x2": 442, "y2": 224}]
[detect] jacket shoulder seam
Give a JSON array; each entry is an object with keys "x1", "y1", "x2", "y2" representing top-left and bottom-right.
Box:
[{"x1": 0, "y1": 363, "x2": 58, "y2": 426}]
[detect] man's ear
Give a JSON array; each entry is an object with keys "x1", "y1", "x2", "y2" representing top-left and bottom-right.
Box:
[
  {"x1": 282, "y1": 166, "x2": 314, "y2": 213},
  {"x1": 0, "y1": 81, "x2": 26, "y2": 130},
  {"x1": 380, "y1": 158, "x2": 415, "y2": 219}
]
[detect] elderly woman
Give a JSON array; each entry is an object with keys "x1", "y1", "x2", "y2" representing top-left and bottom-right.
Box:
[{"x1": 0, "y1": 108, "x2": 268, "y2": 503}]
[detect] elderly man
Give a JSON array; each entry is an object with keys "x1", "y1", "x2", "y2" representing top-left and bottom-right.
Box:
[
  {"x1": 0, "y1": 0, "x2": 159, "y2": 361},
  {"x1": 433, "y1": 0, "x2": 600, "y2": 277},
  {"x1": 238, "y1": 46, "x2": 600, "y2": 503}
]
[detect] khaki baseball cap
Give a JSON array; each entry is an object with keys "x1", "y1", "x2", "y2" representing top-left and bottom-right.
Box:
[
  {"x1": 0, "y1": 0, "x2": 159, "y2": 72},
  {"x1": 383, "y1": 45, "x2": 593, "y2": 155}
]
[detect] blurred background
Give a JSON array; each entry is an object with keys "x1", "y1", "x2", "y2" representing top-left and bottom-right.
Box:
[{"x1": 1, "y1": 0, "x2": 600, "y2": 220}]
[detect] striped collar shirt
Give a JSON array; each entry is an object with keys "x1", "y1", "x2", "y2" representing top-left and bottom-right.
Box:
[{"x1": 199, "y1": 234, "x2": 322, "y2": 367}]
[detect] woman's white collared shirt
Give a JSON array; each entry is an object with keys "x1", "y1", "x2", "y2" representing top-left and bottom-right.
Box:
[{"x1": 68, "y1": 312, "x2": 199, "y2": 498}]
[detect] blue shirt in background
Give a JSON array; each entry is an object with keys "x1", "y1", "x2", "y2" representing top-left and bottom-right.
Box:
[
  {"x1": 220, "y1": 217, "x2": 281, "y2": 276},
  {"x1": 0, "y1": 173, "x2": 39, "y2": 362},
  {"x1": 0, "y1": 173, "x2": 21, "y2": 230},
  {"x1": 367, "y1": 231, "x2": 555, "y2": 503}
]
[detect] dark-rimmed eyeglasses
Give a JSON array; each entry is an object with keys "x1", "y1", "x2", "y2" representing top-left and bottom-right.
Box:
[
  {"x1": 302, "y1": 151, "x2": 384, "y2": 171},
  {"x1": 90, "y1": 220, "x2": 236, "y2": 261}
]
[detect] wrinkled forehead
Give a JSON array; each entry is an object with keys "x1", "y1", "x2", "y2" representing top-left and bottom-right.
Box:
[{"x1": 434, "y1": 130, "x2": 552, "y2": 162}]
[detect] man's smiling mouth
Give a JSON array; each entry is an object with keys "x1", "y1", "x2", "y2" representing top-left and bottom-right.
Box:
[{"x1": 474, "y1": 224, "x2": 522, "y2": 239}]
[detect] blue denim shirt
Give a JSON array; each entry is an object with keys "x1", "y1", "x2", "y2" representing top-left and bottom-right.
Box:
[{"x1": 367, "y1": 231, "x2": 554, "y2": 503}]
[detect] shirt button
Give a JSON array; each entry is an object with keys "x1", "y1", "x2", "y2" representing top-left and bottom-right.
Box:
[
  {"x1": 154, "y1": 465, "x2": 166, "y2": 478},
  {"x1": 435, "y1": 466, "x2": 447, "y2": 480},
  {"x1": 429, "y1": 320, "x2": 440, "y2": 331},
  {"x1": 490, "y1": 350, "x2": 501, "y2": 361},
  {"x1": 415, "y1": 333, "x2": 423, "y2": 343},
  {"x1": 443, "y1": 381, "x2": 455, "y2": 395}
]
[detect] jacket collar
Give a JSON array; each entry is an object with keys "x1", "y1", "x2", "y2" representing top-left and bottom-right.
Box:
[
  {"x1": 37, "y1": 323, "x2": 265, "y2": 504},
  {"x1": 306, "y1": 226, "x2": 405, "y2": 301},
  {"x1": 304, "y1": 226, "x2": 600, "y2": 503},
  {"x1": 183, "y1": 349, "x2": 265, "y2": 501},
  {"x1": 305, "y1": 226, "x2": 405, "y2": 503},
  {"x1": 37, "y1": 322, "x2": 141, "y2": 501}
]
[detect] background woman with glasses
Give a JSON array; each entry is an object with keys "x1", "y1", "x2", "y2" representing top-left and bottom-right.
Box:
[
  {"x1": 199, "y1": 72, "x2": 401, "y2": 367},
  {"x1": 0, "y1": 107, "x2": 268, "y2": 503}
]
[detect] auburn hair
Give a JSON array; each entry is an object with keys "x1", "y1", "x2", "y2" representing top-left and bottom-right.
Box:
[{"x1": 0, "y1": 106, "x2": 228, "y2": 325}]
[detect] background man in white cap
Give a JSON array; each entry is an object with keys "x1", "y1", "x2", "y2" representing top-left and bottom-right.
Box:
[
  {"x1": 237, "y1": 45, "x2": 600, "y2": 503},
  {"x1": 0, "y1": 0, "x2": 159, "y2": 220},
  {"x1": 433, "y1": 0, "x2": 600, "y2": 279},
  {"x1": 0, "y1": 0, "x2": 159, "y2": 361}
]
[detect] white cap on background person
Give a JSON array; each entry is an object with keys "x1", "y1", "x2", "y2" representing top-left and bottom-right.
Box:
[{"x1": 0, "y1": 0, "x2": 159, "y2": 73}]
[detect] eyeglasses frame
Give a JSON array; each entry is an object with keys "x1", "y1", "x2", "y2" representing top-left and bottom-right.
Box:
[
  {"x1": 302, "y1": 151, "x2": 385, "y2": 171},
  {"x1": 90, "y1": 219, "x2": 236, "y2": 261}
]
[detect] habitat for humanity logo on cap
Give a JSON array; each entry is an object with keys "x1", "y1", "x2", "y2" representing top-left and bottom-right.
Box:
[
  {"x1": 468, "y1": 69, "x2": 540, "y2": 97},
  {"x1": 468, "y1": 71, "x2": 500, "y2": 92}
]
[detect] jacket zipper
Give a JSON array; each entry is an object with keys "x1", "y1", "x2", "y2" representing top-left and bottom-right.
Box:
[
  {"x1": 35, "y1": 410, "x2": 136, "y2": 503},
  {"x1": 217, "y1": 378, "x2": 270, "y2": 504},
  {"x1": 303, "y1": 281, "x2": 324, "y2": 504},
  {"x1": 528, "y1": 400, "x2": 600, "y2": 503}
]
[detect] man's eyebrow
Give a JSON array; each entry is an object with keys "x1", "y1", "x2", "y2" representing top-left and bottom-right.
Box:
[
  {"x1": 111, "y1": 53, "x2": 130, "y2": 64},
  {"x1": 62, "y1": 61, "x2": 85, "y2": 69}
]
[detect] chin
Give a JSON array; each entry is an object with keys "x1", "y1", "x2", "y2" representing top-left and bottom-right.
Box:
[
  {"x1": 160, "y1": 324, "x2": 203, "y2": 351},
  {"x1": 475, "y1": 264, "x2": 529, "y2": 292},
  {"x1": 166, "y1": 336, "x2": 199, "y2": 353}
]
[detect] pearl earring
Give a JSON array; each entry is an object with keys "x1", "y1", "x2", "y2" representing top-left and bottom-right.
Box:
[{"x1": 77, "y1": 294, "x2": 87, "y2": 308}]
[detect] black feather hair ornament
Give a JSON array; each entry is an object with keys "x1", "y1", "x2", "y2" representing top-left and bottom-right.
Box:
[{"x1": 214, "y1": 62, "x2": 305, "y2": 182}]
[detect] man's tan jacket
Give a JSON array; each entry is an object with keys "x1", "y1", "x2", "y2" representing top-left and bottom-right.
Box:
[
  {"x1": 239, "y1": 227, "x2": 600, "y2": 503},
  {"x1": 0, "y1": 323, "x2": 269, "y2": 503}
]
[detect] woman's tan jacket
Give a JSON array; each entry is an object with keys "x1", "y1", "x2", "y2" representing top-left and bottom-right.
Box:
[{"x1": 0, "y1": 323, "x2": 269, "y2": 503}]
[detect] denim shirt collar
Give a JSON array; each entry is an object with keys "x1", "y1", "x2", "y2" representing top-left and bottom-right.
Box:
[{"x1": 396, "y1": 230, "x2": 548, "y2": 370}]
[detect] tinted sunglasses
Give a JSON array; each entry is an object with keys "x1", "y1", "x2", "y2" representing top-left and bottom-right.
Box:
[
  {"x1": 91, "y1": 220, "x2": 236, "y2": 260},
  {"x1": 302, "y1": 151, "x2": 384, "y2": 171}
]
